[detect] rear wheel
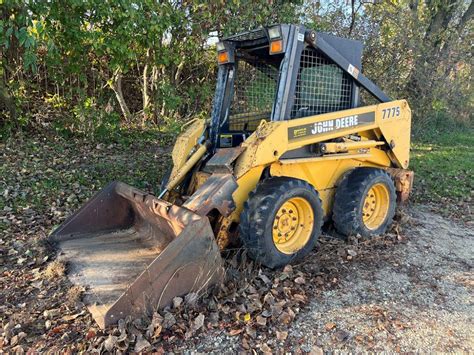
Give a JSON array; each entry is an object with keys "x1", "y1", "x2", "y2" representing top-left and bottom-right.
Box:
[
  {"x1": 333, "y1": 168, "x2": 396, "y2": 237},
  {"x1": 240, "y1": 177, "x2": 323, "y2": 269}
]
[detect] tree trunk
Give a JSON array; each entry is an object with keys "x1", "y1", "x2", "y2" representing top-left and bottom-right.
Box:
[
  {"x1": 405, "y1": 0, "x2": 459, "y2": 97},
  {"x1": 151, "y1": 65, "x2": 160, "y2": 124},
  {"x1": 109, "y1": 68, "x2": 132, "y2": 123},
  {"x1": 438, "y1": 0, "x2": 474, "y2": 71},
  {"x1": 0, "y1": 82, "x2": 16, "y2": 122},
  {"x1": 174, "y1": 61, "x2": 184, "y2": 85},
  {"x1": 142, "y1": 48, "x2": 152, "y2": 127}
]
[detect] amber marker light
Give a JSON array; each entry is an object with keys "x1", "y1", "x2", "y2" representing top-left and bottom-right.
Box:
[
  {"x1": 270, "y1": 39, "x2": 283, "y2": 54},
  {"x1": 217, "y1": 51, "x2": 229, "y2": 64}
]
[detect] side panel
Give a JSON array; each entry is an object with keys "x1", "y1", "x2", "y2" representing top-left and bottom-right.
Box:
[
  {"x1": 234, "y1": 101, "x2": 409, "y2": 173},
  {"x1": 227, "y1": 101, "x2": 411, "y2": 221},
  {"x1": 270, "y1": 159, "x2": 381, "y2": 216},
  {"x1": 285, "y1": 100, "x2": 411, "y2": 169},
  {"x1": 376, "y1": 100, "x2": 411, "y2": 169}
]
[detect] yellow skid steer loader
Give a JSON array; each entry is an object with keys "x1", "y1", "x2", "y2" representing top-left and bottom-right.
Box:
[{"x1": 51, "y1": 24, "x2": 413, "y2": 328}]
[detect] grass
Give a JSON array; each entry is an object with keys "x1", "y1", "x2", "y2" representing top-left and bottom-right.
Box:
[
  {"x1": 410, "y1": 128, "x2": 473, "y2": 205},
  {"x1": 0, "y1": 130, "x2": 172, "y2": 235},
  {"x1": 2, "y1": 123, "x2": 472, "y2": 237}
]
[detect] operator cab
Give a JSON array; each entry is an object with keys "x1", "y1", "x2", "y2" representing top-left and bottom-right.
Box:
[{"x1": 211, "y1": 24, "x2": 388, "y2": 150}]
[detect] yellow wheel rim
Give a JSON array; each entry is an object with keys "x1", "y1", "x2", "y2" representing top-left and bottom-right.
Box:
[
  {"x1": 362, "y1": 183, "x2": 390, "y2": 230},
  {"x1": 272, "y1": 197, "x2": 314, "y2": 254}
]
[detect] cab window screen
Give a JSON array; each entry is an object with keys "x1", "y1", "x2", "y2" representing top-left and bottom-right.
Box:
[
  {"x1": 228, "y1": 59, "x2": 279, "y2": 131},
  {"x1": 291, "y1": 48, "x2": 352, "y2": 118}
]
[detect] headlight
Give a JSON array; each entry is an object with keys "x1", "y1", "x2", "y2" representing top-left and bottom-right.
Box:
[
  {"x1": 268, "y1": 26, "x2": 281, "y2": 40},
  {"x1": 216, "y1": 42, "x2": 225, "y2": 52}
]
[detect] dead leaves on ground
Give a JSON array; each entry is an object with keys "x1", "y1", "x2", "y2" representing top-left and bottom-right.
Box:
[{"x1": 0, "y1": 135, "x2": 410, "y2": 353}]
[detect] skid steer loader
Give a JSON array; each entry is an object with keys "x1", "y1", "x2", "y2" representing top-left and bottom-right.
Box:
[{"x1": 51, "y1": 24, "x2": 414, "y2": 328}]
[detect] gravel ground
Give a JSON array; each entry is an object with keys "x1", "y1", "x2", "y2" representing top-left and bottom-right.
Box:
[
  {"x1": 186, "y1": 205, "x2": 474, "y2": 353},
  {"x1": 289, "y1": 206, "x2": 473, "y2": 352}
]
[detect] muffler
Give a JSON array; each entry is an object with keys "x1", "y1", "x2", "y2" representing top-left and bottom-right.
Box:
[{"x1": 51, "y1": 181, "x2": 225, "y2": 328}]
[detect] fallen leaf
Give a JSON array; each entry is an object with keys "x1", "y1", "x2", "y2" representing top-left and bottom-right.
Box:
[
  {"x1": 163, "y1": 312, "x2": 176, "y2": 329},
  {"x1": 85, "y1": 329, "x2": 96, "y2": 340},
  {"x1": 172, "y1": 296, "x2": 183, "y2": 309},
  {"x1": 256, "y1": 315, "x2": 266, "y2": 326},
  {"x1": 104, "y1": 335, "x2": 117, "y2": 352},
  {"x1": 151, "y1": 324, "x2": 162, "y2": 340},
  {"x1": 134, "y1": 334, "x2": 151, "y2": 352},
  {"x1": 263, "y1": 293, "x2": 275, "y2": 305},
  {"x1": 347, "y1": 249, "x2": 357, "y2": 256},
  {"x1": 62, "y1": 313, "x2": 82, "y2": 321},
  {"x1": 43, "y1": 308, "x2": 60, "y2": 319},
  {"x1": 310, "y1": 345, "x2": 324, "y2": 355},
  {"x1": 259, "y1": 272, "x2": 272, "y2": 285},
  {"x1": 193, "y1": 313, "x2": 205, "y2": 331},
  {"x1": 229, "y1": 329, "x2": 244, "y2": 336},
  {"x1": 325, "y1": 322, "x2": 336, "y2": 330},
  {"x1": 334, "y1": 330, "x2": 349, "y2": 342},
  {"x1": 279, "y1": 311, "x2": 292, "y2": 324},
  {"x1": 293, "y1": 294, "x2": 306, "y2": 303},
  {"x1": 184, "y1": 292, "x2": 199, "y2": 306},
  {"x1": 261, "y1": 343, "x2": 272, "y2": 353},
  {"x1": 242, "y1": 337, "x2": 250, "y2": 350},
  {"x1": 245, "y1": 326, "x2": 257, "y2": 339},
  {"x1": 276, "y1": 330, "x2": 288, "y2": 341},
  {"x1": 294, "y1": 276, "x2": 305, "y2": 284},
  {"x1": 10, "y1": 335, "x2": 19, "y2": 346}
]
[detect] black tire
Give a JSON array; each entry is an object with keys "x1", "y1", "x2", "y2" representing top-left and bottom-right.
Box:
[
  {"x1": 239, "y1": 177, "x2": 324, "y2": 269},
  {"x1": 333, "y1": 168, "x2": 396, "y2": 237}
]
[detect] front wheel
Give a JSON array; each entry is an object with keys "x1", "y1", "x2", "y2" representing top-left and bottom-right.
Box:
[{"x1": 239, "y1": 177, "x2": 324, "y2": 269}]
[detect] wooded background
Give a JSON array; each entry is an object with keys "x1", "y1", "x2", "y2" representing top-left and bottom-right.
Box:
[{"x1": 0, "y1": 0, "x2": 472, "y2": 140}]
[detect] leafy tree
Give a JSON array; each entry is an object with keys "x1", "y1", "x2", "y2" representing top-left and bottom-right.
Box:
[{"x1": 0, "y1": 0, "x2": 471, "y2": 138}]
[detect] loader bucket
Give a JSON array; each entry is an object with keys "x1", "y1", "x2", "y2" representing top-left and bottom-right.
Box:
[{"x1": 51, "y1": 181, "x2": 224, "y2": 328}]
